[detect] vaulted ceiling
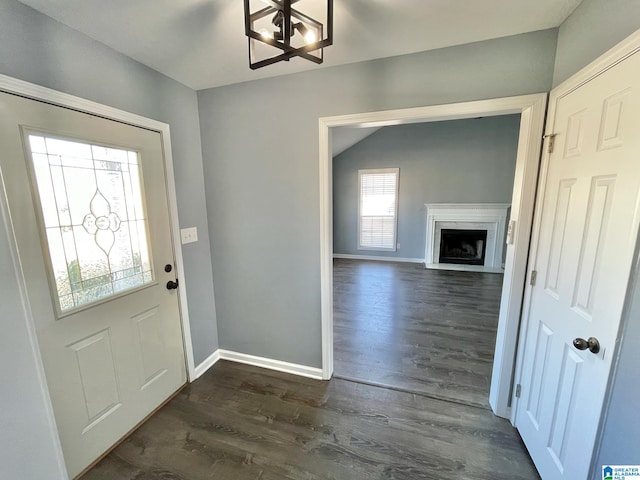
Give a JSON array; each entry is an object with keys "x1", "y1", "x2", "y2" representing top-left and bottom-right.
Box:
[{"x1": 19, "y1": 0, "x2": 583, "y2": 90}]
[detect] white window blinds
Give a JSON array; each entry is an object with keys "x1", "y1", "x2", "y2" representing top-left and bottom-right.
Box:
[{"x1": 358, "y1": 168, "x2": 399, "y2": 251}]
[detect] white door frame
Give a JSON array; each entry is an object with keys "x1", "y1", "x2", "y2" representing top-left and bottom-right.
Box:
[
  {"x1": 512, "y1": 28, "x2": 640, "y2": 464},
  {"x1": 0, "y1": 74, "x2": 196, "y2": 474},
  {"x1": 319, "y1": 93, "x2": 547, "y2": 419}
]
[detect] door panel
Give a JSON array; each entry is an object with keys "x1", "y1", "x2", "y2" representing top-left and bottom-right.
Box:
[
  {"x1": 68, "y1": 329, "x2": 122, "y2": 429},
  {"x1": 516, "y1": 50, "x2": 640, "y2": 479},
  {"x1": 133, "y1": 307, "x2": 169, "y2": 388},
  {"x1": 546, "y1": 345, "x2": 582, "y2": 470},
  {"x1": 524, "y1": 321, "x2": 553, "y2": 429},
  {"x1": 0, "y1": 92, "x2": 187, "y2": 478}
]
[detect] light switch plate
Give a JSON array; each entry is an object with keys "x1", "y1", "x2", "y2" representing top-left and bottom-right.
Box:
[{"x1": 180, "y1": 227, "x2": 198, "y2": 245}]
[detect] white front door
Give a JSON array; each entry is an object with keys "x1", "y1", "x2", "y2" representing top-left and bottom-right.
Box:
[
  {"x1": 0, "y1": 92, "x2": 187, "y2": 478},
  {"x1": 515, "y1": 50, "x2": 640, "y2": 478}
]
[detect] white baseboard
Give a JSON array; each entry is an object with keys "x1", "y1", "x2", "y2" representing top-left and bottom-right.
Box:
[
  {"x1": 218, "y1": 350, "x2": 323, "y2": 380},
  {"x1": 192, "y1": 349, "x2": 221, "y2": 380},
  {"x1": 333, "y1": 253, "x2": 424, "y2": 264},
  {"x1": 191, "y1": 348, "x2": 323, "y2": 381}
]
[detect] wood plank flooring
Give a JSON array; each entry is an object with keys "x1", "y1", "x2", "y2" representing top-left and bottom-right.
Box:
[
  {"x1": 333, "y1": 259, "x2": 503, "y2": 408},
  {"x1": 83, "y1": 360, "x2": 539, "y2": 480}
]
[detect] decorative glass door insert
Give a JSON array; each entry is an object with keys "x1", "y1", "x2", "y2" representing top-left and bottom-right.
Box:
[{"x1": 26, "y1": 133, "x2": 154, "y2": 314}]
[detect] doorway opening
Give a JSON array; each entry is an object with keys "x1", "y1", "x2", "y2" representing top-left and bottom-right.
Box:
[
  {"x1": 319, "y1": 94, "x2": 547, "y2": 419},
  {"x1": 331, "y1": 114, "x2": 519, "y2": 409}
]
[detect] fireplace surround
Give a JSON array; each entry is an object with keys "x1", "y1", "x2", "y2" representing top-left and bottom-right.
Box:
[{"x1": 424, "y1": 203, "x2": 510, "y2": 272}]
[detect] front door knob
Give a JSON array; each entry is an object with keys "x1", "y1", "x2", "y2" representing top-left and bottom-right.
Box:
[
  {"x1": 573, "y1": 337, "x2": 600, "y2": 354},
  {"x1": 166, "y1": 279, "x2": 179, "y2": 290}
]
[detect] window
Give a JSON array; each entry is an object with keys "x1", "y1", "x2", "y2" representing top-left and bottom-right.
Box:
[
  {"x1": 358, "y1": 168, "x2": 399, "y2": 251},
  {"x1": 26, "y1": 134, "x2": 154, "y2": 314}
]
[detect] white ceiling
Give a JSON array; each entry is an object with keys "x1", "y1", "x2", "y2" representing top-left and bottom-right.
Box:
[{"x1": 19, "y1": 0, "x2": 583, "y2": 91}]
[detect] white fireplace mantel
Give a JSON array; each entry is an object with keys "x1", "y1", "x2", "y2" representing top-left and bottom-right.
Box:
[{"x1": 424, "y1": 203, "x2": 510, "y2": 272}]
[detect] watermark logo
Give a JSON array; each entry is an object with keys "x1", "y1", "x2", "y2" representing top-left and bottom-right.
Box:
[{"x1": 603, "y1": 466, "x2": 640, "y2": 480}]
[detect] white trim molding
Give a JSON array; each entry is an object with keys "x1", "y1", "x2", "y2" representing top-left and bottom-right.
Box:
[
  {"x1": 424, "y1": 203, "x2": 510, "y2": 272},
  {"x1": 192, "y1": 350, "x2": 222, "y2": 380},
  {"x1": 218, "y1": 350, "x2": 324, "y2": 380},
  {"x1": 191, "y1": 349, "x2": 324, "y2": 381},
  {"x1": 319, "y1": 93, "x2": 548, "y2": 417},
  {"x1": 333, "y1": 254, "x2": 424, "y2": 264}
]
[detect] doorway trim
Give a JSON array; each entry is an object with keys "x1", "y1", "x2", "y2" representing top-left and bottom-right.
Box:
[{"x1": 319, "y1": 93, "x2": 547, "y2": 418}]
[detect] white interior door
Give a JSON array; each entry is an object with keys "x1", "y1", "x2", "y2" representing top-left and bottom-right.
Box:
[
  {"x1": 0, "y1": 92, "x2": 187, "y2": 478},
  {"x1": 515, "y1": 50, "x2": 640, "y2": 479}
]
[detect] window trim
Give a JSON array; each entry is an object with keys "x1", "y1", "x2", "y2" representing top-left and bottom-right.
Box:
[{"x1": 357, "y1": 167, "x2": 399, "y2": 252}]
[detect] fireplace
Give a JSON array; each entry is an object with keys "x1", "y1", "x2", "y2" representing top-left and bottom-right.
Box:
[
  {"x1": 424, "y1": 203, "x2": 510, "y2": 272},
  {"x1": 439, "y1": 229, "x2": 487, "y2": 265}
]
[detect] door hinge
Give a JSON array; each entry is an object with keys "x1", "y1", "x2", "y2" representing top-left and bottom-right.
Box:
[
  {"x1": 544, "y1": 133, "x2": 557, "y2": 153},
  {"x1": 515, "y1": 384, "x2": 522, "y2": 398},
  {"x1": 530, "y1": 270, "x2": 538, "y2": 286}
]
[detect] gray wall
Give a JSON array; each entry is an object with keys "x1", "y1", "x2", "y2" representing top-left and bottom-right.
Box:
[
  {"x1": 0, "y1": 1, "x2": 218, "y2": 477},
  {"x1": 197, "y1": 29, "x2": 557, "y2": 367},
  {"x1": 553, "y1": 0, "x2": 640, "y2": 86},
  {"x1": 333, "y1": 116, "x2": 521, "y2": 259},
  {"x1": 0, "y1": 0, "x2": 218, "y2": 365},
  {"x1": 553, "y1": 0, "x2": 640, "y2": 474}
]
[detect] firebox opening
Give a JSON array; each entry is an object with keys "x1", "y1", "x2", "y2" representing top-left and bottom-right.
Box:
[{"x1": 439, "y1": 229, "x2": 488, "y2": 266}]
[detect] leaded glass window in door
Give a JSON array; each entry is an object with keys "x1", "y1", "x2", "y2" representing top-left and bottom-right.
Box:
[{"x1": 27, "y1": 134, "x2": 154, "y2": 314}]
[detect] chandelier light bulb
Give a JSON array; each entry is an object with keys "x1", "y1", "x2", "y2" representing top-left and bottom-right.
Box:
[{"x1": 304, "y1": 30, "x2": 317, "y2": 44}]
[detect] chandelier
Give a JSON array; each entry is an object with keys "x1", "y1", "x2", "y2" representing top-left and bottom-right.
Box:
[{"x1": 244, "y1": 0, "x2": 333, "y2": 70}]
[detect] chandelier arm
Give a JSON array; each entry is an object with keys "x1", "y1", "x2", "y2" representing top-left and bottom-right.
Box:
[
  {"x1": 283, "y1": 0, "x2": 292, "y2": 47},
  {"x1": 258, "y1": 0, "x2": 304, "y2": 11},
  {"x1": 246, "y1": 30, "x2": 322, "y2": 53},
  {"x1": 247, "y1": 5, "x2": 276, "y2": 25},
  {"x1": 249, "y1": 49, "x2": 323, "y2": 70}
]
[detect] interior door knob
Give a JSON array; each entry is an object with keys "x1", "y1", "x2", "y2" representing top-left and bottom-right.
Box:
[
  {"x1": 573, "y1": 337, "x2": 600, "y2": 354},
  {"x1": 166, "y1": 279, "x2": 179, "y2": 290}
]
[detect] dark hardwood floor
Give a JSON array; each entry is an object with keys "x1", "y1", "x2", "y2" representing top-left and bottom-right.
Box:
[
  {"x1": 333, "y1": 258, "x2": 503, "y2": 408},
  {"x1": 83, "y1": 259, "x2": 539, "y2": 479},
  {"x1": 84, "y1": 360, "x2": 538, "y2": 480}
]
